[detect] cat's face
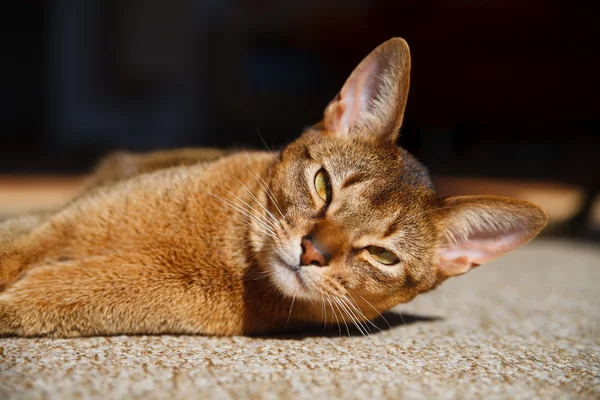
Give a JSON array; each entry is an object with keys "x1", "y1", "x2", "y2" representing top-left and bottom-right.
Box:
[
  {"x1": 264, "y1": 131, "x2": 439, "y2": 312},
  {"x1": 255, "y1": 38, "x2": 547, "y2": 317}
]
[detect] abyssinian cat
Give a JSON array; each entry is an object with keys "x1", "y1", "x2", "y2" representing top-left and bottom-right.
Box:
[{"x1": 0, "y1": 38, "x2": 548, "y2": 337}]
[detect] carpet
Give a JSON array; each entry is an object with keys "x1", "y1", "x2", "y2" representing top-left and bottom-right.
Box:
[{"x1": 1, "y1": 239, "x2": 599, "y2": 399}]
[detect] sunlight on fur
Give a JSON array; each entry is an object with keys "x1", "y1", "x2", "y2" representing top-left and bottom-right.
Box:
[{"x1": 0, "y1": 38, "x2": 548, "y2": 338}]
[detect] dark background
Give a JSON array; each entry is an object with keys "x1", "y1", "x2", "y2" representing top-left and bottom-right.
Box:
[{"x1": 1, "y1": 0, "x2": 599, "y2": 232}]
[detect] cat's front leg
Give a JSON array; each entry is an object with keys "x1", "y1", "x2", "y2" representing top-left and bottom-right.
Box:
[{"x1": 0, "y1": 257, "x2": 244, "y2": 337}]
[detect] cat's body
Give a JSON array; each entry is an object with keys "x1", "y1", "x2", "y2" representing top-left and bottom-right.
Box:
[
  {"x1": 1, "y1": 152, "x2": 278, "y2": 336},
  {"x1": 0, "y1": 39, "x2": 548, "y2": 337}
]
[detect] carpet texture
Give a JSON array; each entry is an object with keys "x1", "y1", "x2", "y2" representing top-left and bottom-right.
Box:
[{"x1": 1, "y1": 239, "x2": 599, "y2": 399}]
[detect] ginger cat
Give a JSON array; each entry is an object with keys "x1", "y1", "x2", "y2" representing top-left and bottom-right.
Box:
[{"x1": 0, "y1": 38, "x2": 548, "y2": 337}]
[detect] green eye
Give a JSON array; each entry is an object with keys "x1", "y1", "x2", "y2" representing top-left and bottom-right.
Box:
[
  {"x1": 367, "y1": 246, "x2": 399, "y2": 265},
  {"x1": 314, "y1": 169, "x2": 332, "y2": 203}
]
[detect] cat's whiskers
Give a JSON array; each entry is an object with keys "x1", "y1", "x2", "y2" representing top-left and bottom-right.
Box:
[
  {"x1": 326, "y1": 294, "x2": 342, "y2": 337},
  {"x1": 252, "y1": 268, "x2": 275, "y2": 281},
  {"x1": 328, "y1": 295, "x2": 351, "y2": 337},
  {"x1": 254, "y1": 127, "x2": 280, "y2": 163},
  {"x1": 210, "y1": 188, "x2": 277, "y2": 236},
  {"x1": 333, "y1": 296, "x2": 359, "y2": 335},
  {"x1": 215, "y1": 184, "x2": 278, "y2": 233},
  {"x1": 398, "y1": 311, "x2": 407, "y2": 326},
  {"x1": 348, "y1": 289, "x2": 392, "y2": 329},
  {"x1": 320, "y1": 294, "x2": 327, "y2": 329},
  {"x1": 342, "y1": 295, "x2": 381, "y2": 334},
  {"x1": 287, "y1": 296, "x2": 296, "y2": 323},
  {"x1": 254, "y1": 254, "x2": 281, "y2": 281},
  {"x1": 334, "y1": 296, "x2": 371, "y2": 339},
  {"x1": 230, "y1": 177, "x2": 283, "y2": 234},
  {"x1": 242, "y1": 165, "x2": 289, "y2": 232},
  {"x1": 208, "y1": 193, "x2": 276, "y2": 239},
  {"x1": 315, "y1": 283, "x2": 351, "y2": 333},
  {"x1": 245, "y1": 164, "x2": 287, "y2": 222}
]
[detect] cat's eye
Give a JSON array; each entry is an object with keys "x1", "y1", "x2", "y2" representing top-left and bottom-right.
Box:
[
  {"x1": 367, "y1": 246, "x2": 399, "y2": 265},
  {"x1": 314, "y1": 169, "x2": 332, "y2": 203}
]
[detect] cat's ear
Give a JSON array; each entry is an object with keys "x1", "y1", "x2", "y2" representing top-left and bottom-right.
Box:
[
  {"x1": 322, "y1": 38, "x2": 411, "y2": 143},
  {"x1": 432, "y1": 196, "x2": 548, "y2": 283}
]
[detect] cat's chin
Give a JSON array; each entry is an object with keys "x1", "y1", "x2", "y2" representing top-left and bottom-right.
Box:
[{"x1": 268, "y1": 256, "x2": 315, "y2": 300}]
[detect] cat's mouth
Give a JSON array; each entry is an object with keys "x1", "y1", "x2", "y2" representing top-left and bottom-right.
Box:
[
  {"x1": 270, "y1": 253, "x2": 313, "y2": 299},
  {"x1": 274, "y1": 254, "x2": 305, "y2": 284},
  {"x1": 281, "y1": 262, "x2": 307, "y2": 287}
]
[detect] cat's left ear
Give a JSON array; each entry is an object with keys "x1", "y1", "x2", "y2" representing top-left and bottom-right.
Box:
[
  {"x1": 432, "y1": 196, "x2": 549, "y2": 283},
  {"x1": 323, "y1": 38, "x2": 411, "y2": 144}
]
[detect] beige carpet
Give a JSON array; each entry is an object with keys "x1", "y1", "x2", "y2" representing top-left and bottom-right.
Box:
[{"x1": 1, "y1": 239, "x2": 599, "y2": 399}]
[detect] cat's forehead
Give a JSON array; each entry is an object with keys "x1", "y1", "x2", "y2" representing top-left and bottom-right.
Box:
[{"x1": 303, "y1": 134, "x2": 434, "y2": 194}]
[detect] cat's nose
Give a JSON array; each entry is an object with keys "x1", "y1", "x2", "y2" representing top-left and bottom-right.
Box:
[{"x1": 300, "y1": 235, "x2": 328, "y2": 267}]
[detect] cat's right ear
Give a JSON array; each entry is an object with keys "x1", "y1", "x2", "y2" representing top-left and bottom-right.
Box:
[{"x1": 322, "y1": 38, "x2": 411, "y2": 144}]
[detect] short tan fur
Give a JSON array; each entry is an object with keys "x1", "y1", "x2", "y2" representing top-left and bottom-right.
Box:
[{"x1": 0, "y1": 38, "x2": 548, "y2": 337}]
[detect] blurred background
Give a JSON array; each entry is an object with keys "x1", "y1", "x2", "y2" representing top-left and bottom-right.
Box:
[{"x1": 1, "y1": 0, "x2": 599, "y2": 241}]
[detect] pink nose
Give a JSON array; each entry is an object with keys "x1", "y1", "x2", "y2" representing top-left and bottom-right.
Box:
[{"x1": 300, "y1": 236, "x2": 326, "y2": 267}]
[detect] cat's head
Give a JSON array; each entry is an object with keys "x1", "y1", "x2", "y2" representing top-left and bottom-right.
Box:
[{"x1": 259, "y1": 38, "x2": 548, "y2": 316}]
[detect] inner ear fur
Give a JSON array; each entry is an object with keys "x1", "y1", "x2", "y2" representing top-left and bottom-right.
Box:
[
  {"x1": 432, "y1": 195, "x2": 549, "y2": 282},
  {"x1": 322, "y1": 37, "x2": 411, "y2": 144}
]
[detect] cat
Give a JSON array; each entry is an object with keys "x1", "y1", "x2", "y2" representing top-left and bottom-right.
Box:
[{"x1": 0, "y1": 38, "x2": 548, "y2": 337}]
